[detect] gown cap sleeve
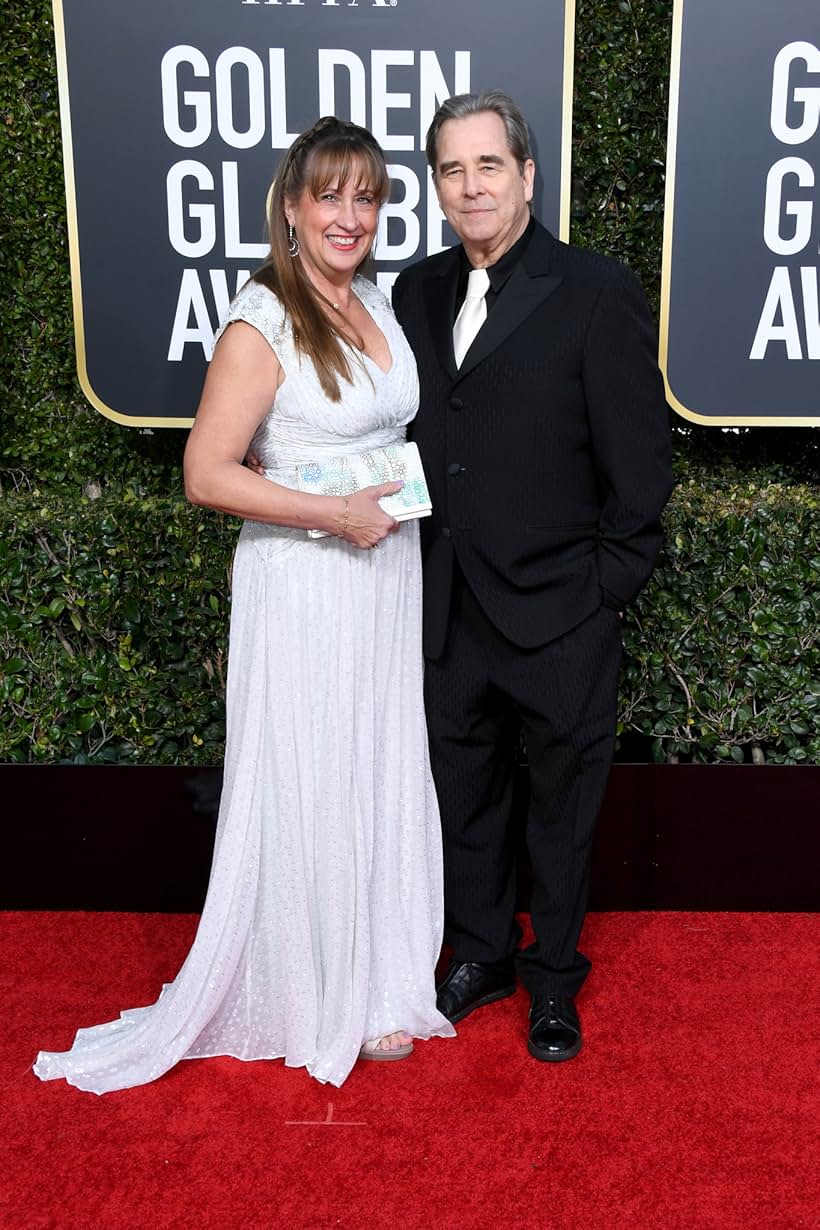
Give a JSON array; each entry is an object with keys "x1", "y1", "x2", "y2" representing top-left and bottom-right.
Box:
[{"x1": 214, "y1": 280, "x2": 289, "y2": 355}]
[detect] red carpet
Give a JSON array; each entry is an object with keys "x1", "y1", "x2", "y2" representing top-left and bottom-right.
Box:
[{"x1": 1, "y1": 912, "x2": 816, "y2": 1230}]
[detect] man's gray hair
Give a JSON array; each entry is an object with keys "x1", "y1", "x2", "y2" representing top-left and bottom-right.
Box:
[{"x1": 425, "y1": 90, "x2": 533, "y2": 175}]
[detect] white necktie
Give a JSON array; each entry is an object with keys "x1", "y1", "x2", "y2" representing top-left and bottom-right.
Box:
[{"x1": 453, "y1": 267, "x2": 490, "y2": 368}]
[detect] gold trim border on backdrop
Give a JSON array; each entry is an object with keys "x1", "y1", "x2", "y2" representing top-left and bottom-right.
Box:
[
  {"x1": 659, "y1": 0, "x2": 820, "y2": 427},
  {"x1": 558, "y1": 0, "x2": 576, "y2": 247},
  {"x1": 53, "y1": 0, "x2": 223, "y2": 428},
  {"x1": 52, "y1": 1, "x2": 177, "y2": 428},
  {"x1": 53, "y1": 0, "x2": 578, "y2": 429}
]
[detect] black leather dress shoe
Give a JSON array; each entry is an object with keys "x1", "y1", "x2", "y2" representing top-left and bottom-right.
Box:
[
  {"x1": 528, "y1": 994, "x2": 582, "y2": 1062},
  {"x1": 436, "y1": 960, "x2": 517, "y2": 1024}
]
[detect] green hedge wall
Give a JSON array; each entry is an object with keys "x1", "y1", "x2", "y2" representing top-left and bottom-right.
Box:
[
  {"x1": 2, "y1": 0, "x2": 818, "y2": 765},
  {"x1": 2, "y1": 475, "x2": 816, "y2": 765},
  {"x1": 1, "y1": 496, "x2": 233, "y2": 764}
]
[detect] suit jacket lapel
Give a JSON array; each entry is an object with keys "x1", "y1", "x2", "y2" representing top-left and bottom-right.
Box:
[
  {"x1": 423, "y1": 250, "x2": 460, "y2": 380},
  {"x1": 455, "y1": 222, "x2": 563, "y2": 382},
  {"x1": 455, "y1": 266, "x2": 562, "y2": 380},
  {"x1": 419, "y1": 223, "x2": 564, "y2": 383}
]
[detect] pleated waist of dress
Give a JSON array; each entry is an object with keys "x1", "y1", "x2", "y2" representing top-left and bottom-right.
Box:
[
  {"x1": 238, "y1": 429, "x2": 407, "y2": 554},
  {"x1": 254, "y1": 427, "x2": 407, "y2": 482}
]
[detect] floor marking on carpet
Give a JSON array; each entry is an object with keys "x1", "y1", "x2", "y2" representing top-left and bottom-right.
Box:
[
  {"x1": 1, "y1": 1062, "x2": 36, "y2": 1092},
  {"x1": 285, "y1": 1101, "x2": 367, "y2": 1126}
]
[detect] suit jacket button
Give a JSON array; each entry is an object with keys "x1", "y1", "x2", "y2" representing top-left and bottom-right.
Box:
[
  {"x1": 441, "y1": 527, "x2": 451, "y2": 538},
  {"x1": 448, "y1": 396, "x2": 463, "y2": 411},
  {"x1": 447, "y1": 462, "x2": 465, "y2": 476}
]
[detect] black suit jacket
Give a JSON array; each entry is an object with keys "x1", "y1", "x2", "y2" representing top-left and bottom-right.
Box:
[{"x1": 393, "y1": 221, "x2": 673, "y2": 659}]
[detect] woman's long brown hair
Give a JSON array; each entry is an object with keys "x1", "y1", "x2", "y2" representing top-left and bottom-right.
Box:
[{"x1": 253, "y1": 117, "x2": 390, "y2": 402}]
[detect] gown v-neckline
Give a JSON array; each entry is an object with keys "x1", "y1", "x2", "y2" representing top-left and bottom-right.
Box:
[{"x1": 346, "y1": 289, "x2": 394, "y2": 376}]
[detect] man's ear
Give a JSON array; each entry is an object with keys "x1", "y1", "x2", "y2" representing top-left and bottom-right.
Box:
[{"x1": 522, "y1": 159, "x2": 535, "y2": 204}]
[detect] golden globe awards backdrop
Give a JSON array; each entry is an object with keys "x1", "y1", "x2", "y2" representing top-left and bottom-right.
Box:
[
  {"x1": 52, "y1": 0, "x2": 575, "y2": 427},
  {"x1": 661, "y1": 0, "x2": 820, "y2": 425}
]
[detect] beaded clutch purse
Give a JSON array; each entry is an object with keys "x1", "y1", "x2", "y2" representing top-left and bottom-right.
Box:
[{"x1": 296, "y1": 441, "x2": 432, "y2": 539}]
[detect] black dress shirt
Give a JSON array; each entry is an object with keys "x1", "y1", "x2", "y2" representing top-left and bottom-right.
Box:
[{"x1": 453, "y1": 217, "x2": 536, "y2": 321}]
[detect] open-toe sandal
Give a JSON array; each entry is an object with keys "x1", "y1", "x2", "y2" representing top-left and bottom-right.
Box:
[{"x1": 359, "y1": 1035, "x2": 414, "y2": 1062}]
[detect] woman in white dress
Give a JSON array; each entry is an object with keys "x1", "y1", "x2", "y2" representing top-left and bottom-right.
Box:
[{"x1": 34, "y1": 117, "x2": 454, "y2": 1092}]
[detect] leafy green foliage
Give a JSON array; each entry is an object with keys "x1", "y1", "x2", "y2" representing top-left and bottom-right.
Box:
[
  {"x1": 1, "y1": 483, "x2": 815, "y2": 765},
  {"x1": 1, "y1": 0, "x2": 817, "y2": 764},
  {"x1": 624, "y1": 477, "x2": 819, "y2": 763},
  {"x1": 0, "y1": 496, "x2": 234, "y2": 764},
  {"x1": 572, "y1": 0, "x2": 672, "y2": 303},
  {"x1": 1, "y1": 2, "x2": 185, "y2": 497}
]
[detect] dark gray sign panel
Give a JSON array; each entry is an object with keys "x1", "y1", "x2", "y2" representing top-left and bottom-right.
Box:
[
  {"x1": 661, "y1": 0, "x2": 820, "y2": 425},
  {"x1": 53, "y1": 0, "x2": 575, "y2": 427}
]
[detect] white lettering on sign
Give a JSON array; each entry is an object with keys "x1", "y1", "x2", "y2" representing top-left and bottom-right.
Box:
[
  {"x1": 370, "y1": 50, "x2": 414, "y2": 150},
  {"x1": 318, "y1": 49, "x2": 367, "y2": 126},
  {"x1": 750, "y1": 266, "x2": 820, "y2": 361},
  {"x1": 377, "y1": 163, "x2": 420, "y2": 259},
  {"x1": 161, "y1": 45, "x2": 467, "y2": 149},
  {"x1": 161, "y1": 46, "x2": 212, "y2": 147},
  {"x1": 751, "y1": 42, "x2": 820, "y2": 360},
  {"x1": 770, "y1": 41, "x2": 820, "y2": 145},
  {"x1": 763, "y1": 157, "x2": 815, "y2": 256},
  {"x1": 168, "y1": 269, "x2": 251, "y2": 360},
  {"x1": 215, "y1": 48, "x2": 268, "y2": 148},
  {"x1": 162, "y1": 43, "x2": 470, "y2": 358},
  {"x1": 166, "y1": 161, "x2": 216, "y2": 258},
  {"x1": 222, "y1": 163, "x2": 270, "y2": 259}
]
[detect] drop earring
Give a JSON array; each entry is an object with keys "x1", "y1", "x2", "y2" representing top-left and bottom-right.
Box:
[{"x1": 288, "y1": 223, "x2": 300, "y2": 258}]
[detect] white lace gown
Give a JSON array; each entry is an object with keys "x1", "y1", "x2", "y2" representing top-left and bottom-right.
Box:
[{"x1": 34, "y1": 276, "x2": 455, "y2": 1092}]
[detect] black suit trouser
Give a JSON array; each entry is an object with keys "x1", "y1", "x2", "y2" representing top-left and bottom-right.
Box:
[{"x1": 424, "y1": 570, "x2": 622, "y2": 998}]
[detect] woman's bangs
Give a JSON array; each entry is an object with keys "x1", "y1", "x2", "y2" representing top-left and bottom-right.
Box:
[{"x1": 307, "y1": 142, "x2": 389, "y2": 202}]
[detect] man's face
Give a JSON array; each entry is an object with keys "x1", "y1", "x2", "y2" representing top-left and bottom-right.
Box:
[{"x1": 433, "y1": 111, "x2": 535, "y2": 260}]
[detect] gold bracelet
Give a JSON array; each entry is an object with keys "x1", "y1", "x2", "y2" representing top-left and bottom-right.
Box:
[{"x1": 338, "y1": 496, "x2": 349, "y2": 540}]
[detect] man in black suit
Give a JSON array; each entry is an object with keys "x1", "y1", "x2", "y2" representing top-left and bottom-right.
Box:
[{"x1": 392, "y1": 91, "x2": 673, "y2": 1061}]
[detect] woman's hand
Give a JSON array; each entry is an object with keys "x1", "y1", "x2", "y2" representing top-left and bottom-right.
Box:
[{"x1": 339, "y1": 481, "x2": 403, "y2": 549}]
